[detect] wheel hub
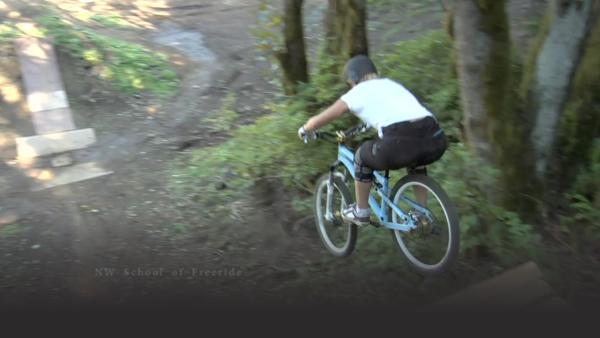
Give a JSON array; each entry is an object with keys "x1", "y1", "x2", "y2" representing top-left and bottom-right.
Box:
[{"x1": 409, "y1": 210, "x2": 435, "y2": 237}]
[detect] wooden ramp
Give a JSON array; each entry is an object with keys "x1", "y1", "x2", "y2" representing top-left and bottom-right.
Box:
[
  {"x1": 13, "y1": 31, "x2": 112, "y2": 190},
  {"x1": 426, "y1": 262, "x2": 571, "y2": 311},
  {"x1": 27, "y1": 162, "x2": 113, "y2": 192},
  {"x1": 15, "y1": 34, "x2": 75, "y2": 135}
]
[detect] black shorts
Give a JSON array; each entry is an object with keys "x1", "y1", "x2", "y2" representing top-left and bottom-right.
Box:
[{"x1": 354, "y1": 116, "x2": 448, "y2": 182}]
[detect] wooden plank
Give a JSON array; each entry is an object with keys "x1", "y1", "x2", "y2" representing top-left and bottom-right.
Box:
[
  {"x1": 485, "y1": 278, "x2": 555, "y2": 309},
  {"x1": 16, "y1": 128, "x2": 96, "y2": 159},
  {"x1": 31, "y1": 107, "x2": 76, "y2": 135},
  {"x1": 428, "y1": 262, "x2": 559, "y2": 311},
  {"x1": 27, "y1": 162, "x2": 113, "y2": 191},
  {"x1": 435, "y1": 262, "x2": 541, "y2": 304},
  {"x1": 26, "y1": 90, "x2": 69, "y2": 113},
  {"x1": 15, "y1": 35, "x2": 75, "y2": 133},
  {"x1": 15, "y1": 37, "x2": 68, "y2": 111}
]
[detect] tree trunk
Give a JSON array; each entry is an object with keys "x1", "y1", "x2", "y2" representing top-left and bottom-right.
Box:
[
  {"x1": 324, "y1": 0, "x2": 368, "y2": 62},
  {"x1": 276, "y1": 0, "x2": 309, "y2": 95},
  {"x1": 556, "y1": 2, "x2": 600, "y2": 193},
  {"x1": 527, "y1": 0, "x2": 594, "y2": 179},
  {"x1": 453, "y1": 0, "x2": 511, "y2": 165},
  {"x1": 343, "y1": 0, "x2": 368, "y2": 58},
  {"x1": 452, "y1": 0, "x2": 599, "y2": 216},
  {"x1": 453, "y1": 0, "x2": 540, "y2": 213},
  {"x1": 324, "y1": 0, "x2": 341, "y2": 57}
]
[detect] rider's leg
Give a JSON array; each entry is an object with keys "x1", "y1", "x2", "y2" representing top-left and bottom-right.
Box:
[
  {"x1": 410, "y1": 166, "x2": 428, "y2": 207},
  {"x1": 342, "y1": 143, "x2": 376, "y2": 225},
  {"x1": 343, "y1": 179, "x2": 371, "y2": 225},
  {"x1": 353, "y1": 142, "x2": 375, "y2": 213},
  {"x1": 355, "y1": 180, "x2": 372, "y2": 210},
  {"x1": 415, "y1": 186, "x2": 427, "y2": 207}
]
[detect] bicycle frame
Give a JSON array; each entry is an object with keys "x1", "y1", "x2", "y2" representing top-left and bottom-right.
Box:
[{"x1": 327, "y1": 144, "x2": 426, "y2": 232}]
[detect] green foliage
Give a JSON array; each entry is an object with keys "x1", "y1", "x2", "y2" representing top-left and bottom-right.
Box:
[
  {"x1": 0, "y1": 23, "x2": 18, "y2": 43},
  {"x1": 0, "y1": 223, "x2": 29, "y2": 237},
  {"x1": 172, "y1": 92, "x2": 337, "y2": 216},
  {"x1": 353, "y1": 225, "x2": 410, "y2": 271},
  {"x1": 253, "y1": 0, "x2": 284, "y2": 55},
  {"x1": 562, "y1": 194, "x2": 600, "y2": 239},
  {"x1": 571, "y1": 139, "x2": 600, "y2": 202},
  {"x1": 173, "y1": 223, "x2": 190, "y2": 234},
  {"x1": 430, "y1": 144, "x2": 540, "y2": 265},
  {"x1": 251, "y1": 0, "x2": 284, "y2": 90},
  {"x1": 376, "y1": 30, "x2": 461, "y2": 139},
  {"x1": 311, "y1": 50, "x2": 347, "y2": 103},
  {"x1": 203, "y1": 92, "x2": 240, "y2": 133},
  {"x1": 290, "y1": 195, "x2": 314, "y2": 214},
  {"x1": 37, "y1": 15, "x2": 178, "y2": 96},
  {"x1": 171, "y1": 46, "x2": 364, "y2": 217},
  {"x1": 90, "y1": 14, "x2": 132, "y2": 29},
  {"x1": 560, "y1": 139, "x2": 600, "y2": 249}
]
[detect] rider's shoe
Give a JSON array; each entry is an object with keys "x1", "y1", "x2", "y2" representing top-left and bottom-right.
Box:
[{"x1": 342, "y1": 203, "x2": 370, "y2": 227}]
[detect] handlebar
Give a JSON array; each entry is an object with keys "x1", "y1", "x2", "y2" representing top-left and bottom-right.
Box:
[{"x1": 313, "y1": 124, "x2": 370, "y2": 143}]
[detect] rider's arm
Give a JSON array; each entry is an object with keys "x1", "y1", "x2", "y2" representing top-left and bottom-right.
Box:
[{"x1": 303, "y1": 99, "x2": 348, "y2": 131}]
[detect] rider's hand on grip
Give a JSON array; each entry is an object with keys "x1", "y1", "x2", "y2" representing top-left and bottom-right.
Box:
[{"x1": 298, "y1": 126, "x2": 316, "y2": 143}]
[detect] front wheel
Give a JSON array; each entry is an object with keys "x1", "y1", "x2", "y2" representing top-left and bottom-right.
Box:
[
  {"x1": 389, "y1": 174, "x2": 459, "y2": 275},
  {"x1": 314, "y1": 173, "x2": 357, "y2": 257}
]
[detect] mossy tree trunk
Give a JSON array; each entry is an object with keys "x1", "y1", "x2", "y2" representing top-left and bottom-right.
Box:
[
  {"x1": 526, "y1": 0, "x2": 595, "y2": 182},
  {"x1": 276, "y1": 0, "x2": 309, "y2": 95},
  {"x1": 555, "y1": 2, "x2": 600, "y2": 195},
  {"x1": 324, "y1": 0, "x2": 340, "y2": 57},
  {"x1": 453, "y1": 0, "x2": 511, "y2": 165},
  {"x1": 453, "y1": 0, "x2": 599, "y2": 215},
  {"x1": 453, "y1": 0, "x2": 540, "y2": 213},
  {"x1": 323, "y1": 0, "x2": 369, "y2": 66}
]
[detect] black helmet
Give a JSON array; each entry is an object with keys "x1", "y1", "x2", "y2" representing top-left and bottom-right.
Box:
[{"x1": 344, "y1": 55, "x2": 378, "y2": 84}]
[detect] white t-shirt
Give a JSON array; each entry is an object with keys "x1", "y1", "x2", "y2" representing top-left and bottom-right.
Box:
[{"x1": 340, "y1": 78, "x2": 432, "y2": 138}]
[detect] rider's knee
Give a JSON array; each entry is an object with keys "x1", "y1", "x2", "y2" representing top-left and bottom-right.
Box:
[{"x1": 354, "y1": 147, "x2": 374, "y2": 182}]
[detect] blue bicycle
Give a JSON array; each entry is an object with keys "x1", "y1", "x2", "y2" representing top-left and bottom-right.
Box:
[{"x1": 310, "y1": 124, "x2": 459, "y2": 275}]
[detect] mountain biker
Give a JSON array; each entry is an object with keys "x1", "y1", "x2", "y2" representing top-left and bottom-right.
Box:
[{"x1": 298, "y1": 55, "x2": 448, "y2": 226}]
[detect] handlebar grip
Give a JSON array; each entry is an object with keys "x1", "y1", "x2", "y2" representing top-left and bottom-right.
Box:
[
  {"x1": 344, "y1": 124, "x2": 369, "y2": 137},
  {"x1": 310, "y1": 125, "x2": 367, "y2": 143}
]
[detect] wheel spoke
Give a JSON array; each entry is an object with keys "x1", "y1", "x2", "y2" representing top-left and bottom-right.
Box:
[
  {"x1": 391, "y1": 178, "x2": 456, "y2": 273},
  {"x1": 314, "y1": 175, "x2": 356, "y2": 257}
]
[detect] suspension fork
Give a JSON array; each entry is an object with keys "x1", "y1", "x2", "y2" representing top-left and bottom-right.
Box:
[{"x1": 325, "y1": 161, "x2": 342, "y2": 222}]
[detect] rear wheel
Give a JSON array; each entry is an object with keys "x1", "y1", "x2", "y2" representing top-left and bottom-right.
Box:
[
  {"x1": 389, "y1": 174, "x2": 459, "y2": 275},
  {"x1": 314, "y1": 173, "x2": 357, "y2": 257}
]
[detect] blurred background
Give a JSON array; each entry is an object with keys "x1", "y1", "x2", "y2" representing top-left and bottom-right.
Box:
[{"x1": 0, "y1": 0, "x2": 598, "y2": 311}]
